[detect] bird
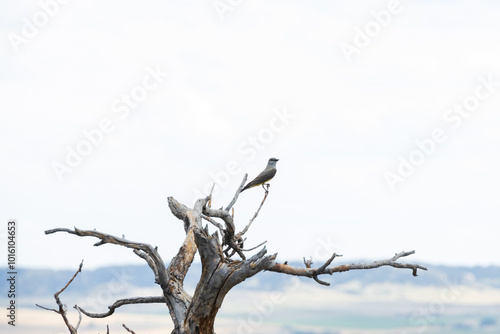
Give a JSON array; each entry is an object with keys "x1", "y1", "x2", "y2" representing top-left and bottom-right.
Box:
[{"x1": 240, "y1": 157, "x2": 279, "y2": 192}]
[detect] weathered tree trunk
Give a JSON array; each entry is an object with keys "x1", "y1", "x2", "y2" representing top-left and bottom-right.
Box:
[
  {"x1": 183, "y1": 234, "x2": 275, "y2": 333},
  {"x1": 169, "y1": 197, "x2": 276, "y2": 334}
]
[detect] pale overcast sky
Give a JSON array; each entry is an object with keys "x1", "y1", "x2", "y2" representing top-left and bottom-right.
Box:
[{"x1": 1, "y1": 0, "x2": 499, "y2": 269}]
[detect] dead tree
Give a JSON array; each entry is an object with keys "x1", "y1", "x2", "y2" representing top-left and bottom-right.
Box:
[{"x1": 44, "y1": 175, "x2": 427, "y2": 334}]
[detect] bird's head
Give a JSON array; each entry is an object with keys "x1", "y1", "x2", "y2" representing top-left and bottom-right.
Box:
[{"x1": 268, "y1": 157, "x2": 279, "y2": 167}]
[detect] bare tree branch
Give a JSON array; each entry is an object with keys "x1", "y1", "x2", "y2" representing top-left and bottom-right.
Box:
[
  {"x1": 166, "y1": 197, "x2": 207, "y2": 289},
  {"x1": 202, "y1": 214, "x2": 224, "y2": 232},
  {"x1": 317, "y1": 253, "x2": 340, "y2": 272},
  {"x1": 36, "y1": 260, "x2": 84, "y2": 334},
  {"x1": 202, "y1": 199, "x2": 245, "y2": 259},
  {"x1": 208, "y1": 183, "x2": 216, "y2": 208},
  {"x1": 269, "y1": 251, "x2": 427, "y2": 286},
  {"x1": 241, "y1": 240, "x2": 267, "y2": 252},
  {"x1": 122, "y1": 324, "x2": 136, "y2": 334},
  {"x1": 312, "y1": 253, "x2": 342, "y2": 286},
  {"x1": 133, "y1": 249, "x2": 159, "y2": 283},
  {"x1": 225, "y1": 174, "x2": 248, "y2": 211},
  {"x1": 202, "y1": 206, "x2": 235, "y2": 235},
  {"x1": 202, "y1": 181, "x2": 271, "y2": 260},
  {"x1": 76, "y1": 296, "x2": 165, "y2": 318},
  {"x1": 167, "y1": 198, "x2": 193, "y2": 233},
  {"x1": 44, "y1": 228, "x2": 169, "y2": 284},
  {"x1": 74, "y1": 305, "x2": 83, "y2": 331},
  {"x1": 44, "y1": 227, "x2": 186, "y2": 329},
  {"x1": 239, "y1": 183, "x2": 270, "y2": 236}
]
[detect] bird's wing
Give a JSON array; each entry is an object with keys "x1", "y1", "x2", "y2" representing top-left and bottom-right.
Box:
[{"x1": 242, "y1": 168, "x2": 277, "y2": 190}]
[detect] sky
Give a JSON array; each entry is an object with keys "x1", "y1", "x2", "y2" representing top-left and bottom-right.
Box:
[{"x1": 1, "y1": 0, "x2": 500, "y2": 270}]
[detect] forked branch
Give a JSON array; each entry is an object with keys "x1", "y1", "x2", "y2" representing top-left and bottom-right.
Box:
[
  {"x1": 44, "y1": 228, "x2": 169, "y2": 285},
  {"x1": 44, "y1": 227, "x2": 188, "y2": 328},
  {"x1": 239, "y1": 183, "x2": 270, "y2": 236},
  {"x1": 204, "y1": 178, "x2": 271, "y2": 260},
  {"x1": 36, "y1": 261, "x2": 84, "y2": 334},
  {"x1": 269, "y1": 250, "x2": 427, "y2": 286}
]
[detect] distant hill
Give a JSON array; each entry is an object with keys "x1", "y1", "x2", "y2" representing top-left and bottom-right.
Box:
[{"x1": 3, "y1": 262, "x2": 500, "y2": 304}]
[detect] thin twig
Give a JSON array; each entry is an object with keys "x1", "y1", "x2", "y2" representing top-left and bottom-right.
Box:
[
  {"x1": 242, "y1": 240, "x2": 267, "y2": 252},
  {"x1": 317, "y1": 253, "x2": 341, "y2": 273},
  {"x1": 313, "y1": 275, "x2": 330, "y2": 286},
  {"x1": 208, "y1": 183, "x2": 215, "y2": 208},
  {"x1": 123, "y1": 323, "x2": 136, "y2": 334},
  {"x1": 73, "y1": 305, "x2": 83, "y2": 331},
  {"x1": 202, "y1": 214, "x2": 228, "y2": 246},
  {"x1": 225, "y1": 174, "x2": 248, "y2": 211},
  {"x1": 36, "y1": 260, "x2": 84, "y2": 334},
  {"x1": 35, "y1": 304, "x2": 57, "y2": 312},
  {"x1": 202, "y1": 214, "x2": 224, "y2": 230},
  {"x1": 240, "y1": 184, "x2": 270, "y2": 236},
  {"x1": 56, "y1": 260, "x2": 83, "y2": 298}
]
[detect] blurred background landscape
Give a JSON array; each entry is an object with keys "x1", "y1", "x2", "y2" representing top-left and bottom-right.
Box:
[{"x1": 2, "y1": 262, "x2": 499, "y2": 333}]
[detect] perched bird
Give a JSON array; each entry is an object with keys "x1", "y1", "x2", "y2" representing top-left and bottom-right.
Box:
[{"x1": 241, "y1": 157, "x2": 279, "y2": 192}]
